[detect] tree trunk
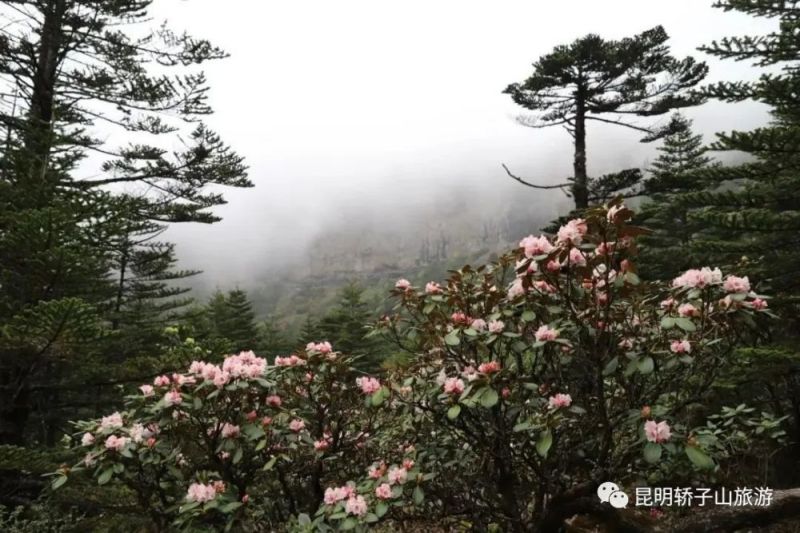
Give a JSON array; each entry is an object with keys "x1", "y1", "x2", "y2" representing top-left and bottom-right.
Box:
[{"x1": 573, "y1": 90, "x2": 589, "y2": 210}]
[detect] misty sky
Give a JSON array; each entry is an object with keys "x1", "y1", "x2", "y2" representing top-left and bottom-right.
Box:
[{"x1": 152, "y1": 0, "x2": 776, "y2": 287}]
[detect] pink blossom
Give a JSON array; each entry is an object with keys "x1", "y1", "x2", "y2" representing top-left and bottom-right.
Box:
[
  {"x1": 274, "y1": 355, "x2": 306, "y2": 367},
  {"x1": 81, "y1": 432, "x2": 94, "y2": 446},
  {"x1": 557, "y1": 219, "x2": 588, "y2": 245},
  {"x1": 222, "y1": 351, "x2": 267, "y2": 379},
  {"x1": 471, "y1": 319, "x2": 487, "y2": 332},
  {"x1": 644, "y1": 420, "x2": 672, "y2": 443},
  {"x1": 488, "y1": 320, "x2": 505, "y2": 334},
  {"x1": 678, "y1": 304, "x2": 699, "y2": 317},
  {"x1": 395, "y1": 278, "x2": 411, "y2": 291},
  {"x1": 595, "y1": 241, "x2": 615, "y2": 256},
  {"x1": 246, "y1": 410, "x2": 258, "y2": 423},
  {"x1": 519, "y1": 234, "x2": 554, "y2": 258},
  {"x1": 324, "y1": 486, "x2": 351, "y2": 505},
  {"x1": 724, "y1": 275, "x2": 751, "y2": 294},
  {"x1": 387, "y1": 466, "x2": 408, "y2": 485},
  {"x1": 533, "y1": 280, "x2": 557, "y2": 293},
  {"x1": 83, "y1": 453, "x2": 96, "y2": 467},
  {"x1": 751, "y1": 298, "x2": 768, "y2": 310},
  {"x1": 153, "y1": 375, "x2": 170, "y2": 387},
  {"x1": 163, "y1": 390, "x2": 182, "y2": 407},
  {"x1": 266, "y1": 395, "x2": 282, "y2": 408},
  {"x1": 289, "y1": 419, "x2": 306, "y2": 432},
  {"x1": 508, "y1": 278, "x2": 526, "y2": 299},
  {"x1": 213, "y1": 371, "x2": 230, "y2": 388},
  {"x1": 443, "y1": 377, "x2": 465, "y2": 395},
  {"x1": 425, "y1": 281, "x2": 442, "y2": 294},
  {"x1": 345, "y1": 495, "x2": 368, "y2": 516},
  {"x1": 672, "y1": 267, "x2": 723, "y2": 289},
  {"x1": 261, "y1": 416, "x2": 273, "y2": 427},
  {"x1": 368, "y1": 463, "x2": 387, "y2": 479},
  {"x1": 213, "y1": 480, "x2": 226, "y2": 493},
  {"x1": 100, "y1": 412, "x2": 123, "y2": 430},
  {"x1": 314, "y1": 439, "x2": 331, "y2": 451},
  {"x1": 129, "y1": 423, "x2": 145, "y2": 443},
  {"x1": 548, "y1": 393, "x2": 572, "y2": 409},
  {"x1": 403, "y1": 459, "x2": 415, "y2": 470},
  {"x1": 478, "y1": 361, "x2": 501, "y2": 374},
  {"x1": 502, "y1": 387, "x2": 511, "y2": 399},
  {"x1": 618, "y1": 338, "x2": 634, "y2": 350},
  {"x1": 535, "y1": 325, "x2": 559, "y2": 342},
  {"x1": 660, "y1": 297, "x2": 676, "y2": 310},
  {"x1": 565, "y1": 247, "x2": 587, "y2": 267},
  {"x1": 186, "y1": 482, "x2": 217, "y2": 503},
  {"x1": 139, "y1": 384, "x2": 154, "y2": 397},
  {"x1": 461, "y1": 366, "x2": 479, "y2": 382},
  {"x1": 375, "y1": 483, "x2": 392, "y2": 500},
  {"x1": 306, "y1": 341, "x2": 333, "y2": 355},
  {"x1": 670, "y1": 340, "x2": 691, "y2": 354},
  {"x1": 104, "y1": 435, "x2": 130, "y2": 451},
  {"x1": 356, "y1": 376, "x2": 381, "y2": 395},
  {"x1": 451, "y1": 312, "x2": 471, "y2": 325},
  {"x1": 172, "y1": 373, "x2": 196, "y2": 387},
  {"x1": 221, "y1": 423, "x2": 240, "y2": 439}
]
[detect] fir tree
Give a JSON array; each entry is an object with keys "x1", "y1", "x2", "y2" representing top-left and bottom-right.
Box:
[
  {"x1": 205, "y1": 290, "x2": 259, "y2": 352},
  {"x1": 638, "y1": 113, "x2": 715, "y2": 279},
  {"x1": 257, "y1": 316, "x2": 294, "y2": 359},
  {"x1": 504, "y1": 26, "x2": 707, "y2": 209}
]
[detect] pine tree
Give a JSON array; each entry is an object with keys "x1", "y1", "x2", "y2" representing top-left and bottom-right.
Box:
[
  {"x1": 257, "y1": 316, "x2": 294, "y2": 358},
  {"x1": 203, "y1": 290, "x2": 258, "y2": 353},
  {"x1": 318, "y1": 283, "x2": 390, "y2": 372},
  {"x1": 682, "y1": 0, "x2": 800, "y2": 444},
  {"x1": 637, "y1": 113, "x2": 715, "y2": 279},
  {"x1": 504, "y1": 26, "x2": 707, "y2": 209}
]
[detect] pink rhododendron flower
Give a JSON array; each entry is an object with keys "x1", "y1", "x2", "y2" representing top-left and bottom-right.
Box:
[
  {"x1": 222, "y1": 351, "x2": 267, "y2": 379},
  {"x1": 368, "y1": 462, "x2": 387, "y2": 479},
  {"x1": 519, "y1": 234, "x2": 554, "y2": 258},
  {"x1": 678, "y1": 303, "x2": 699, "y2": 317},
  {"x1": 324, "y1": 486, "x2": 353, "y2": 505},
  {"x1": 81, "y1": 432, "x2": 94, "y2": 446},
  {"x1": 139, "y1": 384, "x2": 154, "y2": 397},
  {"x1": 672, "y1": 267, "x2": 723, "y2": 289},
  {"x1": 548, "y1": 393, "x2": 572, "y2": 409},
  {"x1": 84, "y1": 453, "x2": 96, "y2": 467},
  {"x1": 289, "y1": 419, "x2": 306, "y2": 432},
  {"x1": 221, "y1": 423, "x2": 240, "y2": 439},
  {"x1": 670, "y1": 340, "x2": 691, "y2": 354},
  {"x1": 508, "y1": 278, "x2": 526, "y2": 299},
  {"x1": 557, "y1": 218, "x2": 588, "y2": 245},
  {"x1": 618, "y1": 338, "x2": 634, "y2": 350},
  {"x1": 751, "y1": 298, "x2": 768, "y2": 310},
  {"x1": 356, "y1": 376, "x2": 381, "y2": 395},
  {"x1": 565, "y1": 247, "x2": 586, "y2": 267},
  {"x1": 274, "y1": 355, "x2": 306, "y2": 367},
  {"x1": 314, "y1": 439, "x2": 331, "y2": 451},
  {"x1": 546, "y1": 260, "x2": 561, "y2": 272},
  {"x1": 724, "y1": 275, "x2": 750, "y2": 294},
  {"x1": 186, "y1": 482, "x2": 217, "y2": 503},
  {"x1": 471, "y1": 318, "x2": 487, "y2": 332},
  {"x1": 163, "y1": 390, "x2": 182, "y2": 407},
  {"x1": 644, "y1": 420, "x2": 672, "y2": 443},
  {"x1": 266, "y1": 395, "x2": 282, "y2": 407},
  {"x1": 261, "y1": 416, "x2": 273, "y2": 427},
  {"x1": 246, "y1": 410, "x2": 258, "y2": 423},
  {"x1": 461, "y1": 366, "x2": 479, "y2": 382},
  {"x1": 306, "y1": 341, "x2": 333, "y2": 355},
  {"x1": 533, "y1": 280, "x2": 557, "y2": 293},
  {"x1": 535, "y1": 325, "x2": 559, "y2": 342},
  {"x1": 478, "y1": 361, "x2": 501, "y2": 374},
  {"x1": 345, "y1": 495, "x2": 368, "y2": 516},
  {"x1": 403, "y1": 458, "x2": 415, "y2": 469},
  {"x1": 129, "y1": 423, "x2": 145, "y2": 443},
  {"x1": 595, "y1": 241, "x2": 615, "y2": 256},
  {"x1": 104, "y1": 435, "x2": 130, "y2": 451},
  {"x1": 443, "y1": 377, "x2": 465, "y2": 395},
  {"x1": 488, "y1": 320, "x2": 505, "y2": 334},
  {"x1": 395, "y1": 278, "x2": 411, "y2": 291},
  {"x1": 502, "y1": 387, "x2": 511, "y2": 399},
  {"x1": 100, "y1": 412, "x2": 123, "y2": 430},
  {"x1": 375, "y1": 483, "x2": 392, "y2": 500},
  {"x1": 660, "y1": 297, "x2": 676, "y2": 310},
  {"x1": 387, "y1": 466, "x2": 408, "y2": 485},
  {"x1": 153, "y1": 375, "x2": 170, "y2": 387},
  {"x1": 425, "y1": 281, "x2": 442, "y2": 294},
  {"x1": 213, "y1": 371, "x2": 231, "y2": 388},
  {"x1": 451, "y1": 312, "x2": 471, "y2": 325}
]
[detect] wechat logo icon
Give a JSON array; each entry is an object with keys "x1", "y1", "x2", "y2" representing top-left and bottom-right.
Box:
[{"x1": 598, "y1": 481, "x2": 629, "y2": 509}]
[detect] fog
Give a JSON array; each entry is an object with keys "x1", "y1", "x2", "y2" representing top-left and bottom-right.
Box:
[{"x1": 151, "y1": 0, "x2": 776, "y2": 291}]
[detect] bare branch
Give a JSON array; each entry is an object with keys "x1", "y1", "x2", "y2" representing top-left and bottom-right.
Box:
[{"x1": 501, "y1": 164, "x2": 572, "y2": 193}]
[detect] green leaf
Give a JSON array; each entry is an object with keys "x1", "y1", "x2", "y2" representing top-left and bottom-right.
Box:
[
  {"x1": 513, "y1": 421, "x2": 532, "y2": 432},
  {"x1": 675, "y1": 317, "x2": 697, "y2": 332},
  {"x1": 444, "y1": 330, "x2": 460, "y2": 346},
  {"x1": 232, "y1": 447, "x2": 243, "y2": 464},
  {"x1": 371, "y1": 389, "x2": 385, "y2": 406},
  {"x1": 685, "y1": 446, "x2": 715, "y2": 470},
  {"x1": 413, "y1": 486, "x2": 424, "y2": 505},
  {"x1": 375, "y1": 501, "x2": 389, "y2": 518},
  {"x1": 51, "y1": 475, "x2": 68, "y2": 490},
  {"x1": 521, "y1": 310, "x2": 536, "y2": 322},
  {"x1": 220, "y1": 501, "x2": 243, "y2": 513},
  {"x1": 536, "y1": 430, "x2": 553, "y2": 457},
  {"x1": 97, "y1": 468, "x2": 113, "y2": 485},
  {"x1": 603, "y1": 356, "x2": 619, "y2": 376},
  {"x1": 365, "y1": 513, "x2": 379, "y2": 523},
  {"x1": 263, "y1": 456, "x2": 278, "y2": 471},
  {"x1": 340, "y1": 518, "x2": 357, "y2": 530},
  {"x1": 643, "y1": 442, "x2": 662, "y2": 464},
  {"x1": 463, "y1": 328, "x2": 478, "y2": 337},
  {"x1": 638, "y1": 356, "x2": 654, "y2": 374},
  {"x1": 447, "y1": 404, "x2": 461, "y2": 420},
  {"x1": 480, "y1": 388, "x2": 499, "y2": 408},
  {"x1": 660, "y1": 317, "x2": 675, "y2": 329},
  {"x1": 298, "y1": 513, "x2": 311, "y2": 526}
]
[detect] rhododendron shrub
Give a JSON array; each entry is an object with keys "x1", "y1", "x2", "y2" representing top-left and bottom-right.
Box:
[
  {"x1": 376, "y1": 202, "x2": 772, "y2": 530},
  {"x1": 55, "y1": 344, "x2": 424, "y2": 531}
]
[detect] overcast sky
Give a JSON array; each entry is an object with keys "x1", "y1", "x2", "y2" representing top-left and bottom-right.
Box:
[{"x1": 152, "y1": 0, "x2": 775, "y2": 285}]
